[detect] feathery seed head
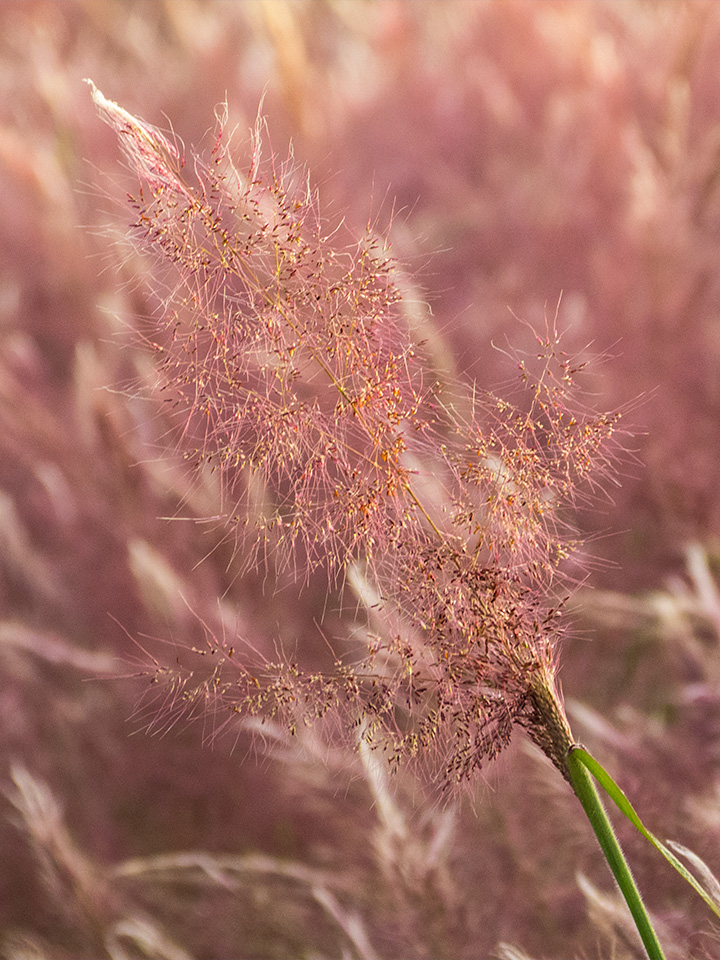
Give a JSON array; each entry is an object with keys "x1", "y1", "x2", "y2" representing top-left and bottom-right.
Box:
[{"x1": 90, "y1": 83, "x2": 620, "y2": 788}]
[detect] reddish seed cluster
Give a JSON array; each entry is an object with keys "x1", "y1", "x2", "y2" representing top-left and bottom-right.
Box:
[{"x1": 92, "y1": 85, "x2": 619, "y2": 786}]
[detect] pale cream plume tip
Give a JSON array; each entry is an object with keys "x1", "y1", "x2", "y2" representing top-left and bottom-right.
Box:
[
  {"x1": 84, "y1": 77, "x2": 103, "y2": 104},
  {"x1": 84, "y1": 79, "x2": 136, "y2": 129}
]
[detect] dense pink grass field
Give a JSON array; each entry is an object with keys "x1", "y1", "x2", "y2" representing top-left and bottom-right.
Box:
[{"x1": 2, "y1": 2, "x2": 720, "y2": 958}]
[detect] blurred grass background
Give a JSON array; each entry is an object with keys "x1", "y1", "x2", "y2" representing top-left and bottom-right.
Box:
[{"x1": 3, "y1": 1, "x2": 720, "y2": 957}]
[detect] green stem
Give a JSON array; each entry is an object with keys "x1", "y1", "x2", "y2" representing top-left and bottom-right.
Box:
[{"x1": 566, "y1": 746, "x2": 665, "y2": 960}]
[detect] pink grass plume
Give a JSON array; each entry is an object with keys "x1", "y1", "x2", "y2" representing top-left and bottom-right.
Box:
[{"x1": 88, "y1": 81, "x2": 623, "y2": 790}]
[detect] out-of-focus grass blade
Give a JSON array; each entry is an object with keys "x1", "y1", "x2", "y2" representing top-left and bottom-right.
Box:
[{"x1": 571, "y1": 747, "x2": 720, "y2": 919}]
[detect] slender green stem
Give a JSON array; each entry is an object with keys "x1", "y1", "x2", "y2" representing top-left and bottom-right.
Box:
[{"x1": 566, "y1": 746, "x2": 665, "y2": 960}]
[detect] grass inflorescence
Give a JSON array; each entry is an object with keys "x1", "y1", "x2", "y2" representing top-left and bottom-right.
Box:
[{"x1": 87, "y1": 80, "x2": 624, "y2": 792}]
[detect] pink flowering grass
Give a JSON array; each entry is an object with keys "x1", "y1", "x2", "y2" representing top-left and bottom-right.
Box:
[
  {"x1": 87, "y1": 81, "x2": 716, "y2": 957},
  {"x1": 86, "y1": 80, "x2": 620, "y2": 783}
]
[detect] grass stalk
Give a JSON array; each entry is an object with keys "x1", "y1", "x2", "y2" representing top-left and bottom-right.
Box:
[{"x1": 566, "y1": 746, "x2": 665, "y2": 960}]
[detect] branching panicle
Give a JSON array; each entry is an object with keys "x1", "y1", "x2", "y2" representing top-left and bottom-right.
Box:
[{"x1": 91, "y1": 84, "x2": 621, "y2": 787}]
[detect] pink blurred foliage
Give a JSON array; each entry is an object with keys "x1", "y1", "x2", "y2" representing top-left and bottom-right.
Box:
[{"x1": 0, "y1": 2, "x2": 720, "y2": 958}]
